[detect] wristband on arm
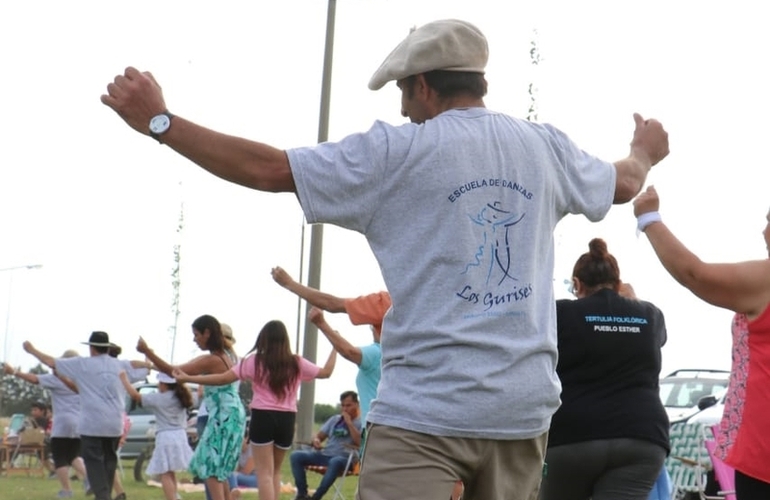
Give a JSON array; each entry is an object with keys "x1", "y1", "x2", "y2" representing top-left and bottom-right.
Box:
[{"x1": 636, "y1": 211, "x2": 662, "y2": 236}]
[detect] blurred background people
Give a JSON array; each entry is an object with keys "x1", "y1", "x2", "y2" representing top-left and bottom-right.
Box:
[
  {"x1": 23, "y1": 332, "x2": 144, "y2": 500},
  {"x1": 175, "y1": 319, "x2": 337, "y2": 500},
  {"x1": 138, "y1": 315, "x2": 246, "y2": 500},
  {"x1": 3, "y1": 355, "x2": 87, "y2": 498},
  {"x1": 289, "y1": 391, "x2": 362, "y2": 500},
  {"x1": 121, "y1": 372, "x2": 194, "y2": 500}
]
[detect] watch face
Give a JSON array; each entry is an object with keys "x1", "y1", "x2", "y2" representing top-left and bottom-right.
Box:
[{"x1": 149, "y1": 114, "x2": 171, "y2": 134}]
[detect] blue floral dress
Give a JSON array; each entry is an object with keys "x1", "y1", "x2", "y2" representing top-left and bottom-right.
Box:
[{"x1": 188, "y1": 374, "x2": 246, "y2": 480}]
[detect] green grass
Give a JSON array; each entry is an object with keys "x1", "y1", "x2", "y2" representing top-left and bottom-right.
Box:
[{"x1": 0, "y1": 456, "x2": 359, "y2": 500}]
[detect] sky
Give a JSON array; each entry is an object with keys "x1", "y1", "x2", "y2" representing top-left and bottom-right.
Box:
[{"x1": 1, "y1": 0, "x2": 769, "y2": 405}]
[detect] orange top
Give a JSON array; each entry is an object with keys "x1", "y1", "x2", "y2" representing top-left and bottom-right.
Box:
[{"x1": 344, "y1": 291, "x2": 391, "y2": 335}]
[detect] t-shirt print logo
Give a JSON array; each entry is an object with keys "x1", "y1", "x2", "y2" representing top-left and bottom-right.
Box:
[{"x1": 464, "y1": 201, "x2": 525, "y2": 286}]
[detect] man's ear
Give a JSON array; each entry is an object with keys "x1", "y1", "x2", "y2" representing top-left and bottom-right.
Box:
[{"x1": 414, "y1": 74, "x2": 431, "y2": 99}]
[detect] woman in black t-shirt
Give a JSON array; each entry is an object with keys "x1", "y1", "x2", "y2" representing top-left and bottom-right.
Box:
[{"x1": 540, "y1": 238, "x2": 669, "y2": 500}]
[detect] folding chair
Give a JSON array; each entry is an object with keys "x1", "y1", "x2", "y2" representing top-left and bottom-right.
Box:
[
  {"x1": 700, "y1": 426, "x2": 736, "y2": 500},
  {"x1": 305, "y1": 449, "x2": 360, "y2": 500},
  {"x1": 7, "y1": 427, "x2": 46, "y2": 476},
  {"x1": 666, "y1": 422, "x2": 710, "y2": 499}
]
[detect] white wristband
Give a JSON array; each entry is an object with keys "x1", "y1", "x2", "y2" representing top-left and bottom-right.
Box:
[{"x1": 636, "y1": 211, "x2": 662, "y2": 235}]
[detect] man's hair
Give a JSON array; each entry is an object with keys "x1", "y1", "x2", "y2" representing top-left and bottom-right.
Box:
[
  {"x1": 93, "y1": 344, "x2": 109, "y2": 354},
  {"x1": 404, "y1": 70, "x2": 488, "y2": 100},
  {"x1": 340, "y1": 390, "x2": 358, "y2": 403}
]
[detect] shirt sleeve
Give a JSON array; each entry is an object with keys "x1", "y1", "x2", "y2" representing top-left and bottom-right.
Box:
[
  {"x1": 344, "y1": 292, "x2": 392, "y2": 328},
  {"x1": 37, "y1": 373, "x2": 58, "y2": 389},
  {"x1": 233, "y1": 356, "x2": 254, "y2": 380},
  {"x1": 140, "y1": 391, "x2": 162, "y2": 410},
  {"x1": 121, "y1": 360, "x2": 149, "y2": 383},
  {"x1": 287, "y1": 121, "x2": 398, "y2": 232},
  {"x1": 541, "y1": 123, "x2": 615, "y2": 221},
  {"x1": 298, "y1": 356, "x2": 322, "y2": 382},
  {"x1": 54, "y1": 357, "x2": 82, "y2": 379},
  {"x1": 359, "y1": 344, "x2": 381, "y2": 372}
]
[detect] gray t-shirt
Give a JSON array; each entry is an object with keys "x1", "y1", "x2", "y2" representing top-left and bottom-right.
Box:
[
  {"x1": 120, "y1": 359, "x2": 150, "y2": 383},
  {"x1": 287, "y1": 108, "x2": 615, "y2": 440},
  {"x1": 38, "y1": 374, "x2": 80, "y2": 438},
  {"x1": 56, "y1": 355, "x2": 125, "y2": 437},
  {"x1": 319, "y1": 415, "x2": 362, "y2": 458},
  {"x1": 141, "y1": 390, "x2": 187, "y2": 433}
]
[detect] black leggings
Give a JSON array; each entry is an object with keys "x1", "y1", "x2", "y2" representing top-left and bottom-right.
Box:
[
  {"x1": 736, "y1": 470, "x2": 770, "y2": 500},
  {"x1": 541, "y1": 438, "x2": 666, "y2": 500}
]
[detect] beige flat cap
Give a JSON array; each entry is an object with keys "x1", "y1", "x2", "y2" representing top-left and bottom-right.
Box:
[{"x1": 368, "y1": 19, "x2": 489, "y2": 91}]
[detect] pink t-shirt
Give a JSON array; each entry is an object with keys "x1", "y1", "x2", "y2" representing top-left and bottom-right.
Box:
[{"x1": 232, "y1": 355, "x2": 321, "y2": 412}]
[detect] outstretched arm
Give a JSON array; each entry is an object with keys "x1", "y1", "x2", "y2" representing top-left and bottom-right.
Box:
[
  {"x1": 2, "y1": 362, "x2": 40, "y2": 384},
  {"x1": 22, "y1": 341, "x2": 56, "y2": 369},
  {"x1": 271, "y1": 266, "x2": 347, "y2": 313},
  {"x1": 56, "y1": 374, "x2": 79, "y2": 394},
  {"x1": 136, "y1": 337, "x2": 175, "y2": 375},
  {"x1": 613, "y1": 113, "x2": 669, "y2": 203},
  {"x1": 315, "y1": 349, "x2": 338, "y2": 380},
  {"x1": 101, "y1": 67, "x2": 294, "y2": 193},
  {"x1": 137, "y1": 337, "x2": 221, "y2": 376},
  {"x1": 309, "y1": 307, "x2": 362, "y2": 365},
  {"x1": 120, "y1": 371, "x2": 142, "y2": 402},
  {"x1": 634, "y1": 186, "x2": 770, "y2": 316},
  {"x1": 172, "y1": 367, "x2": 238, "y2": 386},
  {"x1": 128, "y1": 359, "x2": 154, "y2": 370}
]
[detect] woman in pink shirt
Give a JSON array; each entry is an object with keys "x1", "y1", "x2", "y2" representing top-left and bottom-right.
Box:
[{"x1": 174, "y1": 319, "x2": 336, "y2": 500}]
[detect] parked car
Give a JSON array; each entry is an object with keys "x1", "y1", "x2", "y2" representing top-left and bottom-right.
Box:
[
  {"x1": 121, "y1": 381, "x2": 199, "y2": 459},
  {"x1": 659, "y1": 369, "x2": 730, "y2": 424},
  {"x1": 687, "y1": 391, "x2": 726, "y2": 426}
]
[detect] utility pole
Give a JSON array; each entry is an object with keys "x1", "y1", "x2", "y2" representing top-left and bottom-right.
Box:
[{"x1": 296, "y1": 0, "x2": 336, "y2": 443}]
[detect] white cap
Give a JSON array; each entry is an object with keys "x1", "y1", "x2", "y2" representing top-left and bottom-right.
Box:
[
  {"x1": 368, "y1": 19, "x2": 489, "y2": 91},
  {"x1": 157, "y1": 372, "x2": 176, "y2": 384}
]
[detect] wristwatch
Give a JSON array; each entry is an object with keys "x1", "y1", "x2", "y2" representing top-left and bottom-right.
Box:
[{"x1": 148, "y1": 111, "x2": 174, "y2": 142}]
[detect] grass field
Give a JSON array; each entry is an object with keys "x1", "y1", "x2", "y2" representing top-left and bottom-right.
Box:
[
  {"x1": 0, "y1": 455, "x2": 359, "y2": 500},
  {"x1": 0, "y1": 416, "x2": 359, "y2": 500}
]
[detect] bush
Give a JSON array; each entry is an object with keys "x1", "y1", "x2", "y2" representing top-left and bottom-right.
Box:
[{"x1": 314, "y1": 403, "x2": 337, "y2": 423}]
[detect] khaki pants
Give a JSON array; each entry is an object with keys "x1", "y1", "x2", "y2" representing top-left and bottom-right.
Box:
[{"x1": 356, "y1": 424, "x2": 547, "y2": 500}]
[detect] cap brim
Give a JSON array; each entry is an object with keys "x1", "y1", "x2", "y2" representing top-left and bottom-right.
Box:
[{"x1": 81, "y1": 341, "x2": 113, "y2": 347}]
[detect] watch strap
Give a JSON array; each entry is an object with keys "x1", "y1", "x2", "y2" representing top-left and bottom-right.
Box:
[{"x1": 149, "y1": 111, "x2": 174, "y2": 143}]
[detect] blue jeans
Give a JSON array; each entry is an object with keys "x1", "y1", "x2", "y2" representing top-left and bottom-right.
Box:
[
  {"x1": 290, "y1": 450, "x2": 350, "y2": 499},
  {"x1": 236, "y1": 472, "x2": 257, "y2": 488}
]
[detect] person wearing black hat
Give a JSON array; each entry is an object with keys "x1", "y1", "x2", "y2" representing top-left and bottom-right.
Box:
[{"x1": 23, "y1": 332, "x2": 150, "y2": 500}]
